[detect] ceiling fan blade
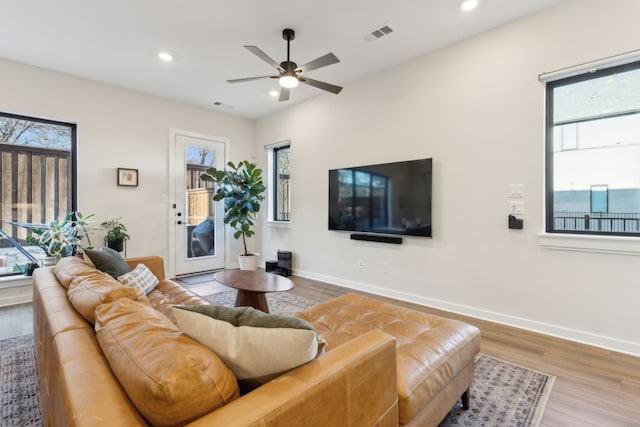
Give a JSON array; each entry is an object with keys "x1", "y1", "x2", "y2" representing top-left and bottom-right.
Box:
[
  {"x1": 279, "y1": 87, "x2": 290, "y2": 102},
  {"x1": 299, "y1": 77, "x2": 343, "y2": 94},
  {"x1": 296, "y1": 53, "x2": 340, "y2": 73},
  {"x1": 227, "y1": 75, "x2": 276, "y2": 83},
  {"x1": 244, "y1": 46, "x2": 285, "y2": 72}
]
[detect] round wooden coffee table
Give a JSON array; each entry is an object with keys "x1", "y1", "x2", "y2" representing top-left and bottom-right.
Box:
[{"x1": 213, "y1": 270, "x2": 294, "y2": 313}]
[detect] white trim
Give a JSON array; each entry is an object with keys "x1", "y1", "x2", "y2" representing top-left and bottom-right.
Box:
[
  {"x1": 264, "y1": 139, "x2": 291, "y2": 150},
  {"x1": 0, "y1": 276, "x2": 33, "y2": 307},
  {"x1": 538, "y1": 233, "x2": 640, "y2": 256},
  {"x1": 539, "y1": 49, "x2": 640, "y2": 83},
  {"x1": 293, "y1": 267, "x2": 640, "y2": 357},
  {"x1": 265, "y1": 220, "x2": 291, "y2": 228}
]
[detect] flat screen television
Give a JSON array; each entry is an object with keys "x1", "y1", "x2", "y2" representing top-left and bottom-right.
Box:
[{"x1": 328, "y1": 158, "x2": 432, "y2": 237}]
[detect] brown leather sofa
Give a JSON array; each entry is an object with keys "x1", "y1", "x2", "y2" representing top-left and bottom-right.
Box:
[{"x1": 33, "y1": 256, "x2": 398, "y2": 427}]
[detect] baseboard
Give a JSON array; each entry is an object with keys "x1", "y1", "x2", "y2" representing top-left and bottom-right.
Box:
[
  {"x1": 293, "y1": 268, "x2": 640, "y2": 357},
  {"x1": 0, "y1": 276, "x2": 33, "y2": 307}
]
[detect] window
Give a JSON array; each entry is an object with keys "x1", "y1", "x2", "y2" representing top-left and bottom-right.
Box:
[
  {"x1": 0, "y1": 112, "x2": 76, "y2": 275},
  {"x1": 545, "y1": 60, "x2": 640, "y2": 236},
  {"x1": 267, "y1": 142, "x2": 290, "y2": 222}
]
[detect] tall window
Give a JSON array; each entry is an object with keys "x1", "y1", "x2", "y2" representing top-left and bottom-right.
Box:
[
  {"x1": 545, "y1": 60, "x2": 640, "y2": 236},
  {"x1": 268, "y1": 143, "x2": 290, "y2": 222},
  {"x1": 0, "y1": 112, "x2": 76, "y2": 273}
]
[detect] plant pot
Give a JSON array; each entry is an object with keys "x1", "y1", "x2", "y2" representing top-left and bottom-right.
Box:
[
  {"x1": 106, "y1": 238, "x2": 125, "y2": 252},
  {"x1": 238, "y1": 254, "x2": 259, "y2": 271}
]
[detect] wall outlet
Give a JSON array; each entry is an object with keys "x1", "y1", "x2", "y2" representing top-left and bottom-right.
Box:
[
  {"x1": 358, "y1": 260, "x2": 364, "y2": 269},
  {"x1": 509, "y1": 201, "x2": 525, "y2": 214}
]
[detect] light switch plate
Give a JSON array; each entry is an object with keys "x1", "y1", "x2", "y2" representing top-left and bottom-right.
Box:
[{"x1": 509, "y1": 184, "x2": 524, "y2": 198}]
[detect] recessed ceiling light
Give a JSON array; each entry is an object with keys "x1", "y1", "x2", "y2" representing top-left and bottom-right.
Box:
[
  {"x1": 158, "y1": 51, "x2": 174, "y2": 62},
  {"x1": 460, "y1": 0, "x2": 479, "y2": 12},
  {"x1": 269, "y1": 90, "x2": 279, "y2": 97}
]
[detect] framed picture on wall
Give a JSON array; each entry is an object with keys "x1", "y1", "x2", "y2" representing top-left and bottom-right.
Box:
[{"x1": 117, "y1": 168, "x2": 139, "y2": 187}]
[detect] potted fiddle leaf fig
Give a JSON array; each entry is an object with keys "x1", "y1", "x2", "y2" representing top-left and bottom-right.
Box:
[
  {"x1": 201, "y1": 160, "x2": 266, "y2": 270},
  {"x1": 100, "y1": 218, "x2": 130, "y2": 252}
]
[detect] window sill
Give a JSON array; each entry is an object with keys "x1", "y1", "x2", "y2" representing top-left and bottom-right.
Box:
[
  {"x1": 266, "y1": 220, "x2": 291, "y2": 228},
  {"x1": 538, "y1": 233, "x2": 640, "y2": 256}
]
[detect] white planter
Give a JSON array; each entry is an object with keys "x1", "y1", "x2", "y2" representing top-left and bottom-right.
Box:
[
  {"x1": 41, "y1": 256, "x2": 57, "y2": 267},
  {"x1": 238, "y1": 254, "x2": 259, "y2": 271}
]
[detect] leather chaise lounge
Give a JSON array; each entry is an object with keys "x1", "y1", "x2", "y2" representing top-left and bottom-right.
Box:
[{"x1": 33, "y1": 255, "x2": 479, "y2": 426}]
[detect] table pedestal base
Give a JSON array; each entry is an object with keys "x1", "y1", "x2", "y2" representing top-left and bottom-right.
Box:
[{"x1": 235, "y1": 290, "x2": 269, "y2": 313}]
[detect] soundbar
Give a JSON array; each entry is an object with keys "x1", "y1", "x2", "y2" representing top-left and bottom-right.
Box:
[{"x1": 350, "y1": 233, "x2": 403, "y2": 244}]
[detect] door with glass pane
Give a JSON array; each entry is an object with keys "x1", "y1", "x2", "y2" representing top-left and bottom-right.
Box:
[{"x1": 172, "y1": 132, "x2": 226, "y2": 275}]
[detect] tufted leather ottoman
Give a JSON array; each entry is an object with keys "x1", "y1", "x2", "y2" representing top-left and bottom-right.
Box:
[{"x1": 295, "y1": 293, "x2": 481, "y2": 426}]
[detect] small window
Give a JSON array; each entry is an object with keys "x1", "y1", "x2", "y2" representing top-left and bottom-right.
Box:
[
  {"x1": 545, "y1": 60, "x2": 640, "y2": 236},
  {"x1": 268, "y1": 143, "x2": 291, "y2": 222}
]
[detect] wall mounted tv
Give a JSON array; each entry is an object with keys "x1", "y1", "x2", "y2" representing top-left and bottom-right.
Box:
[{"x1": 328, "y1": 158, "x2": 432, "y2": 238}]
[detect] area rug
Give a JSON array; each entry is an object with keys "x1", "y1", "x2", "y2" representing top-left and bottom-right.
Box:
[
  {"x1": 0, "y1": 334, "x2": 42, "y2": 427},
  {"x1": 439, "y1": 354, "x2": 555, "y2": 427},
  {"x1": 0, "y1": 321, "x2": 554, "y2": 427},
  {"x1": 203, "y1": 290, "x2": 316, "y2": 315}
]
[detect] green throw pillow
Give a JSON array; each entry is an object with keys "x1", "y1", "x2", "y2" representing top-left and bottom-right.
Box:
[
  {"x1": 172, "y1": 305, "x2": 320, "y2": 393},
  {"x1": 84, "y1": 246, "x2": 131, "y2": 278}
]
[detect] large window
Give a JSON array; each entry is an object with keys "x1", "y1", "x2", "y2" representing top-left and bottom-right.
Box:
[
  {"x1": 545, "y1": 60, "x2": 640, "y2": 236},
  {"x1": 0, "y1": 112, "x2": 76, "y2": 275},
  {"x1": 267, "y1": 142, "x2": 291, "y2": 222}
]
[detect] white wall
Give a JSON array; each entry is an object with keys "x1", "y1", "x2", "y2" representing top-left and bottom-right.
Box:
[
  {"x1": 256, "y1": 0, "x2": 640, "y2": 356},
  {"x1": 0, "y1": 58, "x2": 255, "y2": 269}
]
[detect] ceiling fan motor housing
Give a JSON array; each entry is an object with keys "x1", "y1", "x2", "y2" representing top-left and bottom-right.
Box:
[{"x1": 282, "y1": 28, "x2": 295, "y2": 41}]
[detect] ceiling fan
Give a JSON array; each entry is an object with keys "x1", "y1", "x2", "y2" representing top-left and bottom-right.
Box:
[{"x1": 227, "y1": 28, "x2": 343, "y2": 102}]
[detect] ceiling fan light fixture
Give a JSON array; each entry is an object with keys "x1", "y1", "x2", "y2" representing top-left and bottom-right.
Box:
[
  {"x1": 460, "y1": 0, "x2": 479, "y2": 12},
  {"x1": 279, "y1": 74, "x2": 298, "y2": 88}
]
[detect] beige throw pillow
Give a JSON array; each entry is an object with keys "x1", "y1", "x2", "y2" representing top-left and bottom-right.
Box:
[
  {"x1": 117, "y1": 263, "x2": 158, "y2": 295},
  {"x1": 172, "y1": 305, "x2": 319, "y2": 392}
]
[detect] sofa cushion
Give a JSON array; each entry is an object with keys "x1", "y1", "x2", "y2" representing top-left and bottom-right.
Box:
[
  {"x1": 54, "y1": 256, "x2": 97, "y2": 289},
  {"x1": 173, "y1": 305, "x2": 319, "y2": 392},
  {"x1": 67, "y1": 267, "x2": 141, "y2": 325},
  {"x1": 95, "y1": 298, "x2": 240, "y2": 427},
  {"x1": 117, "y1": 263, "x2": 159, "y2": 295},
  {"x1": 84, "y1": 246, "x2": 131, "y2": 278}
]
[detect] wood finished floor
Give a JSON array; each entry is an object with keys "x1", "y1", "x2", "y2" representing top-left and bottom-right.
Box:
[{"x1": 2, "y1": 273, "x2": 639, "y2": 426}]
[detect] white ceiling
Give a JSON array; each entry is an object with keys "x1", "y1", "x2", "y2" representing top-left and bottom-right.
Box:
[{"x1": 1, "y1": 0, "x2": 566, "y2": 119}]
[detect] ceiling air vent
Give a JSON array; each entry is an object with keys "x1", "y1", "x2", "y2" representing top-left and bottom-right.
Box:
[
  {"x1": 212, "y1": 101, "x2": 233, "y2": 109},
  {"x1": 364, "y1": 24, "x2": 395, "y2": 42}
]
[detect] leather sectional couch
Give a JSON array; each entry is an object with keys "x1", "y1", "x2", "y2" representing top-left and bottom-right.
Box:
[{"x1": 33, "y1": 255, "x2": 479, "y2": 426}]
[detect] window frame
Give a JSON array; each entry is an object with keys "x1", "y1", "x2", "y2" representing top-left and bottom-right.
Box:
[
  {"x1": 0, "y1": 111, "x2": 77, "y2": 273},
  {"x1": 544, "y1": 60, "x2": 640, "y2": 238},
  {"x1": 266, "y1": 141, "x2": 291, "y2": 224}
]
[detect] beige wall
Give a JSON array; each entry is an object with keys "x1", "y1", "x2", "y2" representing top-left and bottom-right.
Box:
[
  {"x1": 0, "y1": 58, "x2": 255, "y2": 268},
  {"x1": 256, "y1": 0, "x2": 640, "y2": 355}
]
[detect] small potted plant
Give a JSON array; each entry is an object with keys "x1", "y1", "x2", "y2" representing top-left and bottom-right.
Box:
[
  {"x1": 100, "y1": 218, "x2": 130, "y2": 252},
  {"x1": 201, "y1": 160, "x2": 266, "y2": 270}
]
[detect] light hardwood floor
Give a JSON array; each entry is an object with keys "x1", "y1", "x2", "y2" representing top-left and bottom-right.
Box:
[{"x1": 2, "y1": 273, "x2": 639, "y2": 426}]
